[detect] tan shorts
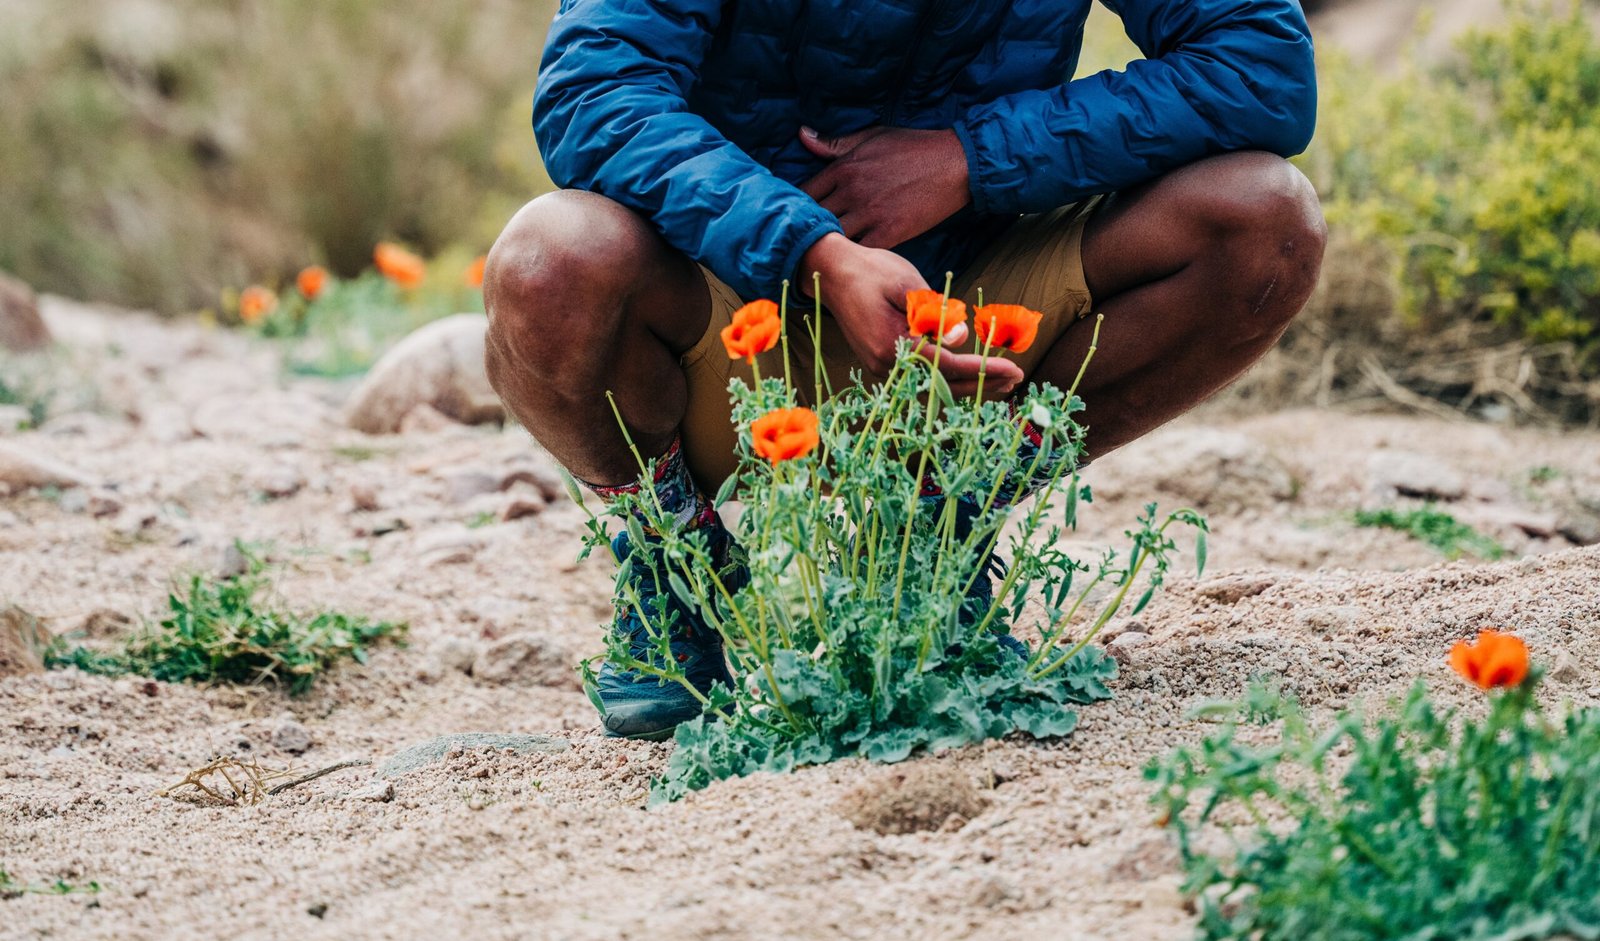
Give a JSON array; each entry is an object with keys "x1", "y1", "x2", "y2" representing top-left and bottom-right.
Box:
[{"x1": 679, "y1": 198, "x2": 1103, "y2": 490}]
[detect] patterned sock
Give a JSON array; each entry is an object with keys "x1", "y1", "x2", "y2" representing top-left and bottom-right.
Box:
[{"x1": 582, "y1": 435, "x2": 716, "y2": 534}]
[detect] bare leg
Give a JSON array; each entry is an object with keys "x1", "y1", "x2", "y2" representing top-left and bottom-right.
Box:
[
  {"x1": 1029, "y1": 152, "x2": 1328, "y2": 458},
  {"x1": 483, "y1": 190, "x2": 712, "y2": 485}
]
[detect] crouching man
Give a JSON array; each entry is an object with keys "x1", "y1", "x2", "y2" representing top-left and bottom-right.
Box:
[{"x1": 484, "y1": 0, "x2": 1327, "y2": 738}]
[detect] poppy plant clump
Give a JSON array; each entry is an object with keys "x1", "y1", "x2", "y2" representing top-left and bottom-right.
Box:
[
  {"x1": 578, "y1": 275, "x2": 1205, "y2": 802},
  {"x1": 1148, "y1": 638, "x2": 1600, "y2": 940}
]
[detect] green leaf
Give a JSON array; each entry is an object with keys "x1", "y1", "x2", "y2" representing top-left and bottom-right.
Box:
[{"x1": 1195, "y1": 530, "x2": 1208, "y2": 578}]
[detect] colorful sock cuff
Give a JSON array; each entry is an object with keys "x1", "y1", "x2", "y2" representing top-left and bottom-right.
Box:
[{"x1": 580, "y1": 436, "x2": 716, "y2": 533}]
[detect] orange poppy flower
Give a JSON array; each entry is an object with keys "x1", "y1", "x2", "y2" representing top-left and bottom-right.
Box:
[
  {"x1": 906, "y1": 289, "x2": 967, "y2": 338},
  {"x1": 238, "y1": 285, "x2": 277, "y2": 324},
  {"x1": 465, "y1": 255, "x2": 487, "y2": 289},
  {"x1": 751, "y1": 407, "x2": 820, "y2": 463},
  {"x1": 720, "y1": 299, "x2": 782, "y2": 364},
  {"x1": 374, "y1": 242, "x2": 426, "y2": 289},
  {"x1": 1449, "y1": 629, "x2": 1530, "y2": 690},
  {"x1": 296, "y1": 265, "x2": 328, "y2": 301},
  {"x1": 974, "y1": 303, "x2": 1044, "y2": 354}
]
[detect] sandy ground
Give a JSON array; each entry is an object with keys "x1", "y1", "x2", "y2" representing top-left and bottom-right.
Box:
[{"x1": 4, "y1": 298, "x2": 1600, "y2": 940}]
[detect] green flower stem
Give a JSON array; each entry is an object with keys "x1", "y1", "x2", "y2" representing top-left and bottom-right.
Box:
[{"x1": 893, "y1": 273, "x2": 956, "y2": 620}]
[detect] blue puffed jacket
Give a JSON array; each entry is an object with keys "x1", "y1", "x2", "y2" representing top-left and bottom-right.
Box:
[{"x1": 533, "y1": 0, "x2": 1317, "y2": 302}]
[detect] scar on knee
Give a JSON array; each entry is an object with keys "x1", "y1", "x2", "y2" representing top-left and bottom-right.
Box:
[{"x1": 1249, "y1": 271, "x2": 1281, "y2": 320}]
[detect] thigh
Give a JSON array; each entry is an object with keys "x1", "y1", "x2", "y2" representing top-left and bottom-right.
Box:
[
  {"x1": 948, "y1": 198, "x2": 1105, "y2": 381},
  {"x1": 679, "y1": 268, "x2": 755, "y2": 491}
]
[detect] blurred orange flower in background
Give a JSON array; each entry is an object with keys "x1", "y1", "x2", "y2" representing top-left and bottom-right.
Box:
[
  {"x1": 238, "y1": 285, "x2": 277, "y2": 324},
  {"x1": 720, "y1": 299, "x2": 782, "y2": 363},
  {"x1": 974, "y1": 303, "x2": 1043, "y2": 354},
  {"x1": 752, "y1": 407, "x2": 820, "y2": 463},
  {"x1": 1449, "y1": 629, "x2": 1530, "y2": 690},
  {"x1": 296, "y1": 265, "x2": 328, "y2": 300},
  {"x1": 466, "y1": 255, "x2": 487, "y2": 289},
  {"x1": 906, "y1": 289, "x2": 967, "y2": 338},
  {"x1": 374, "y1": 242, "x2": 426, "y2": 289}
]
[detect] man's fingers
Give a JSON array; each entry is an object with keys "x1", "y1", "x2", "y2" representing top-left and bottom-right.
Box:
[
  {"x1": 914, "y1": 347, "x2": 1026, "y2": 395},
  {"x1": 799, "y1": 125, "x2": 879, "y2": 160},
  {"x1": 799, "y1": 168, "x2": 837, "y2": 202}
]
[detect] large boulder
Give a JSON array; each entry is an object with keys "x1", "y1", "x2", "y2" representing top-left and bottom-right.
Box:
[
  {"x1": 0, "y1": 272, "x2": 51, "y2": 353},
  {"x1": 343, "y1": 314, "x2": 505, "y2": 434}
]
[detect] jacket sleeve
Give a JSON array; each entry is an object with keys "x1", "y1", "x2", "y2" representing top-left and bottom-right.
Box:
[
  {"x1": 534, "y1": 0, "x2": 841, "y2": 301},
  {"x1": 952, "y1": 0, "x2": 1318, "y2": 215}
]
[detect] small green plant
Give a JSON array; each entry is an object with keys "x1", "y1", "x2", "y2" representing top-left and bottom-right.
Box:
[
  {"x1": 0, "y1": 869, "x2": 102, "y2": 899},
  {"x1": 0, "y1": 360, "x2": 53, "y2": 430},
  {"x1": 1147, "y1": 636, "x2": 1600, "y2": 941},
  {"x1": 1353, "y1": 506, "x2": 1506, "y2": 560},
  {"x1": 579, "y1": 282, "x2": 1205, "y2": 802},
  {"x1": 1306, "y1": 2, "x2": 1600, "y2": 362},
  {"x1": 45, "y1": 544, "x2": 405, "y2": 694}
]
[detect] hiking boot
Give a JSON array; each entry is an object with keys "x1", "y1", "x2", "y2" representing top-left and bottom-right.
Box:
[
  {"x1": 596, "y1": 523, "x2": 746, "y2": 740},
  {"x1": 933, "y1": 495, "x2": 1030, "y2": 659}
]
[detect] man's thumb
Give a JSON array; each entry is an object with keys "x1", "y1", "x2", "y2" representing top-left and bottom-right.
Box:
[{"x1": 800, "y1": 126, "x2": 872, "y2": 159}]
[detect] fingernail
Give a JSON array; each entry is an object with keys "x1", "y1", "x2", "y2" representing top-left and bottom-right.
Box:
[{"x1": 801, "y1": 126, "x2": 817, "y2": 138}]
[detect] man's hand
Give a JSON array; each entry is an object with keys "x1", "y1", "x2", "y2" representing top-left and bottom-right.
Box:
[
  {"x1": 800, "y1": 233, "x2": 1023, "y2": 398},
  {"x1": 799, "y1": 126, "x2": 971, "y2": 250}
]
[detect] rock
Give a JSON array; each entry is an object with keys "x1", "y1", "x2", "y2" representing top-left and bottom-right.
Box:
[
  {"x1": 500, "y1": 464, "x2": 566, "y2": 503},
  {"x1": 271, "y1": 719, "x2": 313, "y2": 755},
  {"x1": 1094, "y1": 429, "x2": 1296, "y2": 511},
  {"x1": 343, "y1": 314, "x2": 505, "y2": 434},
  {"x1": 349, "y1": 482, "x2": 381, "y2": 513},
  {"x1": 1548, "y1": 653, "x2": 1584, "y2": 685},
  {"x1": 217, "y1": 543, "x2": 251, "y2": 579},
  {"x1": 1552, "y1": 487, "x2": 1600, "y2": 546},
  {"x1": 1108, "y1": 631, "x2": 1153, "y2": 664},
  {"x1": 0, "y1": 443, "x2": 95, "y2": 494},
  {"x1": 1294, "y1": 605, "x2": 1370, "y2": 634},
  {"x1": 415, "y1": 526, "x2": 483, "y2": 567},
  {"x1": 442, "y1": 469, "x2": 499, "y2": 504},
  {"x1": 1367, "y1": 452, "x2": 1466, "y2": 501},
  {"x1": 500, "y1": 496, "x2": 546, "y2": 522},
  {"x1": 836, "y1": 762, "x2": 990, "y2": 836},
  {"x1": 377, "y1": 732, "x2": 571, "y2": 779},
  {"x1": 0, "y1": 272, "x2": 50, "y2": 352},
  {"x1": 341, "y1": 780, "x2": 394, "y2": 803},
  {"x1": 111, "y1": 504, "x2": 160, "y2": 538},
  {"x1": 1197, "y1": 574, "x2": 1275, "y2": 605},
  {"x1": 471, "y1": 633, "x2": 577, "y2": 688},
  {"x1": 397, "y1": 403, "x2": 461, "y2": 435},
  {"x1": 427, "y1": 636, "x2": 481, "y2": 675},
  {"x1": 253, "y1": 466, "x2": 304, "y2": 500},
  {"x1": 0, "y1": 605, "x2": 50, "y2": 677}
]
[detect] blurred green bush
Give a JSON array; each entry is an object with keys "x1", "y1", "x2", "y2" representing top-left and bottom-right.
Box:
[
  {"x1": 1303, "y1": 2, "x2": 1600, "y2": 361},
  {"x1": 0, "y1": 0, "x2": 555, "y2": 313}
]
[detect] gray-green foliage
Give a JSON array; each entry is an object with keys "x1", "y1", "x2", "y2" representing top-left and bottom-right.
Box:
[
  {"x1": 46, "y1": 544, "x2": 405, "y2": 694},
  {"x1": 582, "y1": 305, "x2": 1204, "y2": 802},
  {"x1": 1147, "y1": 681, "x2": 1600, "y2": 940}
]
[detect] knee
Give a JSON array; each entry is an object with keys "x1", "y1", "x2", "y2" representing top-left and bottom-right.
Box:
[
  {"x1": 484, "y1": 190, "x2": 658, "y2": 378},
  {"x1": 1190, "y1": 154, "x2": 1327, "y2": 337}
]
